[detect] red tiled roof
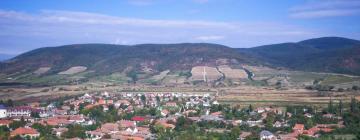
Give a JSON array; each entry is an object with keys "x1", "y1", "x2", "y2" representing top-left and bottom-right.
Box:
[
  {"x1": 0, "y1": 120, "x2": 13, "y2": 125},
  {"x1": 119, "y1": 120, "x2": 135, "y2": 128},
  {"x1": 11, "y1": 127, "x2": 39, "y2": 136},
  {"x1": 211, "y1": 111, "x2": 222, "y2": 116},
  {"x1": 132, "y1": 116, "x2": 145, "y2": 121},
  {"x1": 293, "y1": 124, "x2": 304, "y2": 130}
]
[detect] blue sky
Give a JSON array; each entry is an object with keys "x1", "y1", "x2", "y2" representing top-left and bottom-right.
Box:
[{"x1": 0, "y1": 0, "x2": 360, "y2": 54}]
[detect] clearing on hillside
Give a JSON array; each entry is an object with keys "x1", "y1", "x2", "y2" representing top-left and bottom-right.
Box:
[
  {"x1": 218, "y1": 65, "x2": 247, "y2": 79},
  {"x1": 58, "y1": 66, "x2": 87, "y2": 75},
  {"x1": 190, "y1": 66, "x2": 222, "y2": 82},
  {"x1": 33, "y1": 67, "x2": 51, "y2": 75}
]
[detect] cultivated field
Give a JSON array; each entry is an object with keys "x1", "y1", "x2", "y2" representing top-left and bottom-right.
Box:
[
  {"x1": 190, "y1": 66, "x2": 222, "y2": 82},
  {"x1": 217, "y1": 86, "x2": 359, "y2": 107},
  {"x1": 218, "y1": 65, "x2": 247, "y2": 79}
]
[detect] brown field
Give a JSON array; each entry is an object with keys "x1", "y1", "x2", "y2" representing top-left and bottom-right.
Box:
[
  {"x1": 58, "y1": 66, "x2": 87, "y2": 75},
  {"x1": 190, "y1": 66, "x2": 222, "y2": 82},
  {"x1": 218, "y1": 65, "x2": 247, "y2": 79},
  {"x1": 151, "y1": 70, "x2": 170, "y2": 81}
]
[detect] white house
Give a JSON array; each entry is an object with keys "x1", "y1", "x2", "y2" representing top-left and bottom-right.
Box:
[
  {"x1": 0, "y1": 105, "x2": 7, "y2": 118},
  {"x1": 260, "y1": 130, "x2": 275, "y2": 140},
  {"x1": 6, "y1": 106, "x2": 34, "y2": 117}
]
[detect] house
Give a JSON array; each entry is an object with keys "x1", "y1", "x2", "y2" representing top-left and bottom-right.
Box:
[
  {"x1": 0, "y1": 105, "x2": 6, "y2": 118},
  {"x1": 256, "y1": 107, "x2": 265, "y2": 113},
  {"x1": 119, "y1": 120, "x2": 136, "y2": 128},
  {"x1": 293, "y1": 124, "x2": 305, "y2": 134},
  {"x1": 6, "y1": 106, "x2": 35, "y2": 117},
  {"x1": 132, "y1": 116, "x2": 146, "y2": 122},
  {"x1": 183, "y1": 110, "x2": 197, "y2": 116},
  {"x1": 86, "y1": 130, "x2": 104, "y2": 140},
  {"x1": 100, "y1": 123, "x2": 120, "y2": 134},
  {"x1": 161, "y1": 109, "x2": 169, "y2": 117},
  {"x1": 0, "y1": 119, "x2": 13, "y2": 127},
  {"x1": 165, "y1": 102, "x2": 177, "y2": 107},
  {"x1": 212, "y1": 100, "x2": 219, "y2": 105},
  {"x1": 322, "y1": 113, "x2": 335, "y2": 119},
  {"x1": 200, "y1": 115, "x2": 223, "y2": 121},
  {"x1": 304, "y1": 113, "x2": 313, "y2": 118},
  {"x1": 273, "y1": 121, "x2": 282, "y2": 128},
  {"x1": 52, "y1": 127, "x2": 68, "y2": 137},
  {"x1": 155, "y1": 120, "x2": 175, "y2": 129},
  {"x1": 239, "y1": 132, "x2": 251, "y2": 140},
  {"x1": 259, "y1": 130, "x2": 275, "y2": 140},
  {"x1": 10, "y1": 127, "x2": 40, "y2": 139},
  {"x1": 210, "y1": 111, "x2": 222, "y2": 116}
]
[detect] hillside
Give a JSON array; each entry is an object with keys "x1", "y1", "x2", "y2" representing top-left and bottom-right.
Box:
[
  {"x1": 1, "y1": 37, "x2": 360, "y2": 86},
  {"x1": 238, "y1": 37, "x2": 360, "y2": 75},
  {"x1": 0, "y1": 43, "x2": 259, "y2": 85}
]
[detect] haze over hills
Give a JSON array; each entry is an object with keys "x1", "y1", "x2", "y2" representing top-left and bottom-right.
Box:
[
  {"x1": 0, "y1": 53, "x2": 15, "y2": 61},
  {"x1": 0, "y1": 37, "x2": 359, "y2": 86}
]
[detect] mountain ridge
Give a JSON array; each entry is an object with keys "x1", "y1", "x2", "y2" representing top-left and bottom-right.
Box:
[{"x1": 1, "y1": 36, "x2": 360, "y2": 80}]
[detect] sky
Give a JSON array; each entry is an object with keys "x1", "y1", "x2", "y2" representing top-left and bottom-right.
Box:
[{"x1": 0, "y1": 0, "x2": 359, "y2": 54}]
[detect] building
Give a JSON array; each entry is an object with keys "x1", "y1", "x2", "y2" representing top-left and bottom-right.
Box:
[
  {"x1": 0, "y1": 119, "x2": 13, "y2": 127},
  {"x1": 0, "y1": 105, "x2": 6, "y2": 118},
  {"x1": 52, "y1": 127, "x2": 68, "y2": 137},
  {"x1": 10, "y1": 127, "x2": 40, "y2": 139},
  {"x1": 6, "y1": 106, "x2": 36, "y2": 117},
  {"x1": 259, "y1": 130, "x2": 275, "y2": 140}
]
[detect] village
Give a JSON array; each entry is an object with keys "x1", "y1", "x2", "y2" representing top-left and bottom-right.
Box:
[{"x1": 0, "y1": 91, "x2": 351, "y2": 140}]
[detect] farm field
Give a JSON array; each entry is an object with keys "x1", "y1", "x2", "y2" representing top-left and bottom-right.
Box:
[
  {"x1": 190, "y1": 66, "x2": 222, "y2": 82},
  {"x1": 218, "y1": 65, "x2": 247, "y2": 79},
  {"x1": 217, "y1": 86, "x2": 358, "y2": 107}
]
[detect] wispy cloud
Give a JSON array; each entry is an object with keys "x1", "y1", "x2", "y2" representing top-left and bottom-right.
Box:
[
  {"x1": 0, "y1": 9, "x2": 318, "y2": 54},
  {"x1": 290, "y1": 0, "x2": 360, "y2": 19}
]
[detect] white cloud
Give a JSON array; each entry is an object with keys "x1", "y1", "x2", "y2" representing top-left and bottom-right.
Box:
[
  {"x1": 0, "y1": 9, "x2": 319, "y2": 54},
  {"x1": 290, "y1": 0, "x2": 360, "y2": 18}
]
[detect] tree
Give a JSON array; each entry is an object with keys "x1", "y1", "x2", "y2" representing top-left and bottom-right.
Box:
[
  {"x1": 175, "y1": 116, "x2": 186, "y2": 131},
  {"x1": 0, "y1": 126, "x2": 9, "y2": 140},
  {"x1": 6, "y1": 99, "x2": 14, "y2": 107},
  {"x1": 248, "y1": 104, "x2": 253, "y2": 113},
  {"x1": 350, "y1": 97, "x2": 358, "y2": 113},
  {"x1": 338, "y1": 100, "x2": 343, "y2": 115},
  {"x1": 156, "y1": 96, "x2": 160, "y2": 103},
  {"x1": 328, "y1": 98, "x2": 334, "y2": 114},
  {"x1": 141, "y1": 95, "x2": 146, "y2": 104},
  {"x1": 352, "y1": 86, "x2": 359, "y2": 91},
  {"x1": 9, "y1": 119, "x2": 26, "y2": 130},
  {"x1": 264, "y1": 113, "x2": 275, "y2": 129},
  {"x1": 64, "y1": 124, "x2": 86, "y2": 138},
  {"x1": 31, "y1": 112, "x2": 40, "y2": 118},
  {"x1": 230, "y1": 127, "x2": 241, "y2": 139}
]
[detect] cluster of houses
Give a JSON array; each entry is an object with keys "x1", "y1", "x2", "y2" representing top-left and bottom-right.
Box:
[{"x1": 0, "y1": 91, "x2": 344, "y2": 140}]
